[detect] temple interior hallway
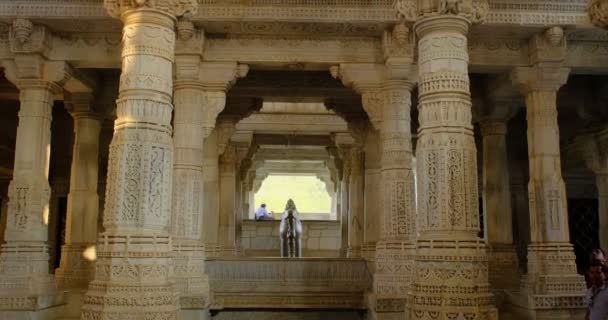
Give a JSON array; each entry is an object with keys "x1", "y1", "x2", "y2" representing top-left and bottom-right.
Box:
[{"x1": 1, "y1": 1, "x2": 608, "y2": 320}]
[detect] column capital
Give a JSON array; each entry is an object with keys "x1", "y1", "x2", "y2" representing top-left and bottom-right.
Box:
[
  {"x1": 479, "y1": 120, "x2": 507, "y2": 136},
  {"x1": 511, "y1": 66, "x2": 570, "y2": 94},
  {"x1": 3, "y1": 57, "x2": 97, "y2": 94},
  {"x1": 104, "y1": 0, "x2": 198, "y2": 20},
  {"x1": 589, "y1": 0, "x2": 608, "y2": 30},
  {"x1": 396, "y1": 0, "x2": 489, "y2": 24},
  {"x1": 331, "y1": 64, "x2": 385, "y2": 93},
  {"x1": 474, "y1": 98, "x2": 520, "y2": 124},
  {"x1": 174, "y1": 62, "x2": 249, "y2": 91},
  {"x1": 64, "y1": 92, "x2": 102, "y2": 120}
]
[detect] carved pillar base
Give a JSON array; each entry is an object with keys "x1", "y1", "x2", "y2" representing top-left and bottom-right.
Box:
[
  {"x1": 0, "y1": 243, "x2": 64, "y2": 314},
  {"x1": 82, "y1": 234, "x2": 179, "y2": 320},
  {"x1": 173, "y1": 243, "x2": 210, "y2": 310},
  {"x1": 370, "y1": 241, "x2": 415, "y2": 318},
  {"x1": 55, "y1": 244, "x2": 96, "y2": 290},
  {"x1": 487, "y1": 245, "x2": 520, "y2": 292},
  {"x1": 505, "y1": 243, "x2": 586, "y2": 319}
]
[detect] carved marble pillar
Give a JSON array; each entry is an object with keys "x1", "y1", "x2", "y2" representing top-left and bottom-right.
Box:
[
  {"x1": 82, "y1": 1, "x2": 197, "y2": 319},
  {"x1": 338, "y1": 148, "x2": 351, "y2": 258},
  {"x1": 372, "y1": 80, "x2": 417, "y2": 315},
  {"x1": 582, "y1": 128, "x2": 608, "y2": 253},
  {"x1": 0, "y1": 57, "x2": 71, "y2": 313},
  {"x1": 347, "y1": 147, "x2": 364, "y2": 258},
  {"x1": 173, "y1": 18, "x2": 246, "y2": 304},
  {"x1": 511, "y1": 64, "x2": 585, "y2": 311},
  {"x1": 219, "y1": 144, "x2": 237, "y2": 256},
  {"x1": 55, "y1": 93, "x2": 102, "y2": 292},
  {"x1": 480, "y1": 120, "x2": 519, "y2": 291},
  {"x1": 363, "y1": 129, "x2": 381, "y2": 259},
  {"x1": 410, "y1": 12, "x2": 497, "y2": 319},
  {"x1": 203, "y1": 130, "x2": 220, "y2": 256}
]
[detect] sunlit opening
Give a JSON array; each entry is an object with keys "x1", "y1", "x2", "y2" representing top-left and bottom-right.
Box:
[
  {"x1": 255, "y1": 175, "x2": 331, "y2": 220},
  {"x1": 42, "y1": 204, "x2": 49, "y2": 225},
  {"x1": 82, "y1": 245, "x2": 97, "y2": 261}
]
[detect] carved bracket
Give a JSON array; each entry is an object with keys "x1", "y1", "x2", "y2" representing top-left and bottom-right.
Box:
[
  {"x1": 529, "y1": 26, "x2": 567, "y2": 65},
  {"x1": 175, "y1": 18, "x2": 205, "y2": 56},
  {"x1": 9, "y1": 19, "x2": 52, "y2": 56},
  {"x1": 382, "y1": 22, "x2": 415, "y2": 69},
  {"x1": 216, "y1": 116, "x2": 238, "y2": 155},
  {"x1": 104, "y1": 0, "x2": 198, "y2": 19},
  {"x1": 589, "y1": 0, "x2": 608, "y2": 30}
]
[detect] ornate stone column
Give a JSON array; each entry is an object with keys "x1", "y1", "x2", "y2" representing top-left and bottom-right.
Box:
[
  {"x1": 55, "y1": 93, "x2": 102, "y2": 292},
  {"x1": 0, "y1": 18, "x2": 94, "y2": 313},
  {"x1": 333, "y1": 59, "x2": 418, "y2": 316},
  {"x1": 336, "y1": 142, "x2": 351, "y2": 258},
  {"x1": 479, "y1": 118, "x2": 520, "y2": 291},
  {"x1": 219, "y1": 144, "x2": 237, "y2": 256},
  {"x1": 410, "y1": 3, "x2": 497, "y2": 318},
  {"x1": 347, "y1": 147, "x2": 364, "y2": 258},
  {"x1": 511, "y1": 28, "x2": 586, "y2": 316},
  {"x1": 203, "y1": 130, "x2": 220, "y2": 255},
  {"x1": 172, "y1": 18, "x2": 247, "y2": 308},
  {"x1": 582, "y1": 128, "x2": 608, "y2": 254},
  {"x1": 363, "y1": 129, "x2": 381, "y2": 259},
  {"x1": 0, "y1": 57, "x2": 66, "y2": 312},
  {"x1": 373, "y1": 80, "x2": 417, "y2": 315},
  {"x1": 82, "y1": 1, "x2": 197, "y2": 319}
]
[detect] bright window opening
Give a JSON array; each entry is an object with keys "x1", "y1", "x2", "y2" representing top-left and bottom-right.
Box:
[{"x1": 254, "y1": 175, "x2": 332, "y2": 220}]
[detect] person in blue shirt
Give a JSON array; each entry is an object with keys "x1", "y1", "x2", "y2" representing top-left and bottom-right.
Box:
[{"x1": 255, "y1": 203, "x2": 273, "y2": 220}]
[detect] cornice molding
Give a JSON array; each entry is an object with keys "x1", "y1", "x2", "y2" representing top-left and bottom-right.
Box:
[{"x1": 0, "y1": 0, "x2": 591, "y2": 27}]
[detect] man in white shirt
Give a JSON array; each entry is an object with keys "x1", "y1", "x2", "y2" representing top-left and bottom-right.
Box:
[
  {"x1": 586, "y1": 259, "x2": 608, "y2": 320},
  {"x1": 255, "y1": 203, "x2": 273, "y2": 221}
]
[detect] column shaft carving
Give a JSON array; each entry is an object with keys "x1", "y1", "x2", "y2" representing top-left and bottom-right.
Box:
[
  {"x1": 339, "y1": 149, "x2": 351, "y2": 258},
  {"x1": 511, "y1": 65, "x2": 585, "y2": 306},
  {"x1": 0, "y1": 81, "x2": 58, "y2": 299},
  {"x1": 363, "y1": 129, "x2": 381, "y2": 259},
  {"x1": 83, "y1": 2, "x2": 196, "y2": 318},
  {"x1": 372, "y1": 80, "x2": 417, "y2": 315},
  {"x1": 202, "y1": 130, "x2": 220, "y2": 256},
  {"x1": 480, "y1": 120, "x2": 519, "y2": 291},
  {"x1": 218, "y1": 144, "x2": 238, "y2": 256},
  {"x1": 56, "y1": 94, "x2": 102, "y2": 291},
  {"x1": 171, "y1": 85, "x2": 212, "y2": 307},
  {"x1": 410, "y1": 15, "x2": 496, "y2": 319},
  {"x1": 347, "y1": 147, "x2": 364, "y2": 258}
]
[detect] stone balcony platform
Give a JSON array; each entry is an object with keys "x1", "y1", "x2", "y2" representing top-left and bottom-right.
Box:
[
  {"x1": 241, "y1": 220, "x2": 341, "y2": 257},
  {"x1": 206, "y1": 257, "x2": 371, "y2": 310}
]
